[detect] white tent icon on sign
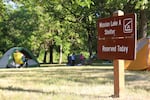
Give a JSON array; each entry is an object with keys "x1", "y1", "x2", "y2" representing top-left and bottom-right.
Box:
[{"x1": 123, "y1": 18, "x2": 133, "y2": 33}]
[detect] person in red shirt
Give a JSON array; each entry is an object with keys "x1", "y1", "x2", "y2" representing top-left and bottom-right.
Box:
[{"x1": 79, "y1": 54, "x2": 85, "y2": 65}]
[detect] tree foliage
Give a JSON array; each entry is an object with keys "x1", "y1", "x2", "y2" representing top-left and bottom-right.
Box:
[{"x1": 0, "y1": 0, "x2": 150, "y2": 63}]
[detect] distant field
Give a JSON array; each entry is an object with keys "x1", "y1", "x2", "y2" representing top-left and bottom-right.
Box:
[{"x1": 0, "y1": 65, "x2": 149, "y2": 100}]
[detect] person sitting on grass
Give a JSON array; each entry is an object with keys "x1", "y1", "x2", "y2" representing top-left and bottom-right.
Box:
[
  {"x1": 71, "y1": 53, "x2": 76, "y2": 66},
  {"x1": 13, "y1": 49, "x2": 27, "y2": 68},
  {"x1": 79, "y1": 53, "x2": 85, "y2": 65}
]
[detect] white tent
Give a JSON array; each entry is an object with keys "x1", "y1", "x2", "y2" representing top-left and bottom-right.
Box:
[{"x1": 0, "y1": 47, "x2": 40, "y2": 68}]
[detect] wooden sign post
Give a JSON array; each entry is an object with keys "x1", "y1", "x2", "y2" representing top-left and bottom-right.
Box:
[
  {"x1": 113, "y1": 59, "x2": 124, "y2": 97},
  {"x1": 97, "y1": 10, "x2": 137, "y2": 97},
  {"x1": 113, "y1": 10, "x2": 125, "y2": 98}
]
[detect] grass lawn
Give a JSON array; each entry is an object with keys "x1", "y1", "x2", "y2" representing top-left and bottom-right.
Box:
[{"x1": 0, "y1": 64, "x2": 150, "y2": 100}]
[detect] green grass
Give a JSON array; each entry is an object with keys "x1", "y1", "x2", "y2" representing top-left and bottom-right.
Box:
[{"x1": 0, "y1": 65, "x2": 149, "y2": 100}]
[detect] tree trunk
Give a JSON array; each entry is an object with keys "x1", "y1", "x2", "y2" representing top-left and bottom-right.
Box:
[
  {"x1": 49, "y1": 45, "x2": 53, "y2": 64},
  {"x1": 139, "y1": 9, "x2": 147, "y2": 39},
  {"x1": 59, "y1": 44, "x2": 63, "y2": 64},
  {"x1": 43, "y1": 50, "x2": 47, "y2": 63},
  {"x1": 88, "y1": 29, "x2": 92, "y2": 57}
]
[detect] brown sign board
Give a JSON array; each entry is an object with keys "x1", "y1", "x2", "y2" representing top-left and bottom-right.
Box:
[{"x1": 97, "y1": 13, "x2": 137, "y2": 60}]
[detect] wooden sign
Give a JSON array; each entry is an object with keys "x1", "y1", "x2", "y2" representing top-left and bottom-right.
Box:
[{"x1": 97, "y1": 13, "x2": 137, "y2": 60}]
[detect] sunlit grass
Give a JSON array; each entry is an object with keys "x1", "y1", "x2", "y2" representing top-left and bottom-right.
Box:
[{"x1": 0, "y1": 66, "x2": 149, "y2": 100}]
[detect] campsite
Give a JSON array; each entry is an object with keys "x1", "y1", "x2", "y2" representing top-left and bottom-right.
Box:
[
  {"x1": 0, "y1": 47, "x2": 40, "y2": 68},
  {"x1": 1, "y1": 0, "x2": 150, "y2": 100}
]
